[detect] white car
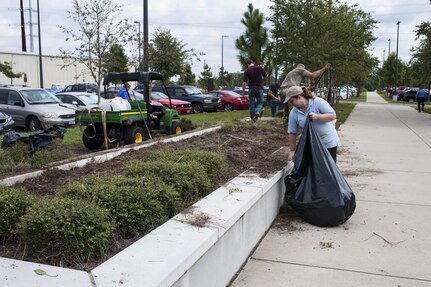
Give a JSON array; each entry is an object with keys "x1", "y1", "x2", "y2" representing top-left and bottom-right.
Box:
[{"x1": 56, "y1": 92, "x2": 110, "y2": 110}]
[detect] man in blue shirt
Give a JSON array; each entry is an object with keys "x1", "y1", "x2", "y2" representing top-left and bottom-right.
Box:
[
  {"x1": 117, "y1": 83, "x2": 131, "y2": 100},
  {"x1": 416, "y1": 87, "x2": 427, "y2": 112}
]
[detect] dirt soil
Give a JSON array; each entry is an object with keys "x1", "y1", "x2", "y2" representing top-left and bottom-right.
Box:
[{"x1": 2, "y1": 120, "x2": 291, "y2": 270}]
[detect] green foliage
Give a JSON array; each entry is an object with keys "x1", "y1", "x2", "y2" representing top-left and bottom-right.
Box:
[
  {"x1": 60, "y1": 175, "x2": 170, "y2": 235},
  {"x1": 179, "y1": 117, "x2": 195, "y2": 131},
  {"x1": 235, "y1": 3, "x2": 269, "y2": 68},
  {"x1": 182, "y1": 109, "x2": 250, "y2": 126},
  {"x1": 148, "y1": 27, "x2": 188, "y2": 81},
  {"x1": 197, "y1": 63, "x2": 213, "y2": 90},
  {"x1": 102, "y1": 43, "x2": 130, "y2": 74},
  {"x1": 268, "y1": 0, "x2": 377, "y2": 86},
  {"x1": 146, "y1": 149, "x2": 226, "y2": 182},
  {"x1": 410, "y1": 21, "x2": 431, "y2": 87},
  {"x1": 126, "y1": 160, "x2": 214, "y2": 206},
  {"x1": 19, "y1": 198, "x2": 114, "y2": 262},
  {"x1": 0, "y1": 186, "x2": 34, "y2": 237},
  {"x1": 0, "y1": 61, "x2": 22, "y2": 81},
  {"x1": 381, "y1": 53, "x2": 406, "y2": 87},
  {"x1": 178, "y1": 63, "x2": 196, "y2": 86}
]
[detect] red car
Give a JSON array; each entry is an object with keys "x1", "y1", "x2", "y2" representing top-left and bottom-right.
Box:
[
  {"x1": 150, "y1": 92, "x2": 192, "y2": 114},
  {"x1": 208, "y1": 90, "x2": 249, "y2": 111}
]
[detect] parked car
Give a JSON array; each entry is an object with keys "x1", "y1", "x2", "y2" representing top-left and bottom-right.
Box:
[
  {"x1": 46, "y1": 83, "x2": 69, "y2": 94},
  {"x1": 152, "y1": 85, "x2": 220, "y2": 113},
  {"x1": 207, "y1": 90, "x2": 249, "y2": 111},
  {"x1": 150, "y1": 91, "x2": 192, "y2": 114},
  {"x1": 55, "y1": 92, "x2": 110, "y2": 110},
  {"x1": 61, "y1": 83, "x2": 99, "y2": 94},
  {"x1": 0, "y1": 111, "x2": 15, "y2": 133},
  {"x1": 399, "y1": 89, "x2": 429, "y2": 102},
  {"x1": 0, "y1": 87, "x2": 76, "y2": 131}
]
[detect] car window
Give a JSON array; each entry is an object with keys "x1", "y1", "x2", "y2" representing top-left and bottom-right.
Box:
[
  {"x1": 0, "y1": 89, "x2": 8, "y2": 104},
  {"x1": 175, "y1": 88, "x2": 187, "y2": 97},
  {"x1": 7, "y1": 91, "x2": 23, "y2": 105},
  {"x1": 21, "y1": 89, "x2": 60, "y2": 104},
  {"x1": 185, "y1": 86, "x2": 201, "y2": 95},
  {"x1": 64, "y1": 85, "x2": 73, "y2": 92}
]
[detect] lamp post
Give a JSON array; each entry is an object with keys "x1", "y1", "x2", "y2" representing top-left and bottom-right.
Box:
[
  {"x1": 36, "y1": 0, "x2": 43, "y2": 88},
  {"x1": 388, "y1": 38, "x2": 391, "y2": 55},
  {"x1": 394, "y1": 21, "x2": 400, "y2": 97},
  {"x1": 221, "y1": 35, "x2": 228, "y2": 87},
  {"x1": 134, "y1": 21, "x2": 141, "y2": 71}
]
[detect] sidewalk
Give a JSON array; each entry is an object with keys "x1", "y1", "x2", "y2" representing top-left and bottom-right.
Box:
[{"x1": 231, "y1": 92, "x2": 431, "y2": 286}]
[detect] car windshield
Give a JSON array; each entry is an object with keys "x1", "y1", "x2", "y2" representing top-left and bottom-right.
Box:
[
  {"x1": 21, "y1": 89, "x2": 61, "y2": 104},
  {"x1": 151, "y1": 92, "x2": 168, "y2": 100},
  {"x1": 78, "y1": 94, "x2": 99, "y2": 105},
  {"x1": 185, "y1": 87, "x2": 201, "y2": 95}
]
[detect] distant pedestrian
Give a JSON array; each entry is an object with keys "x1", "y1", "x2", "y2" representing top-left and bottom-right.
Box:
[
  {"x1": 416, "y1": 87, "x2": 427, "y2": 112},
  {"x1": 267, "y1": 78, "x2": 284, "y2": 117},
  {"x1": 280, "y1": 63, "x2": 330, "y2": 123},
  {"x1": 117, "y1": 83, "x2": 131, "y2": 100},
  {"x1": 242, "y1": 59, "x2": 267, "y2": 122},
  {"x1": 286, "y1": 86, "x2": 340, "y2": 163}
]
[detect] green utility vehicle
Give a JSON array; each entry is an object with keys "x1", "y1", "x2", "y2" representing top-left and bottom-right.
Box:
[{"x1": 76, "y1": 72, "x2": 182, "y2": 150}]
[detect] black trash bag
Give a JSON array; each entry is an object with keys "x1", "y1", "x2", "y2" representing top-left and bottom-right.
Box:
[
  {"x1": 284, "y1": 118, "x2": 356, "y2": 227},
  {"x1": 1, "y1": 125, "x2": 67, "y2": 153}
]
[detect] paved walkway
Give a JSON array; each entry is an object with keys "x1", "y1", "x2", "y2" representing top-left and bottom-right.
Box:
[{"x1": 231, "y1": 92, "x2": 431, "y2": 286}]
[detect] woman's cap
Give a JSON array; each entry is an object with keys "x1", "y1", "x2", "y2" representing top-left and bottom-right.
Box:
[{"x1": 284, "y1": 86, "x2": 303, "y2": 103}]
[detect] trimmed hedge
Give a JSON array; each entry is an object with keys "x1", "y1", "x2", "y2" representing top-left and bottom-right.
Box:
[
  {"x1": 60, "y1": 175, "x2": 172, "y2": 235},
  {"x1": 146, "y1": 149, "x2": 226, "y2": 182},
  {"x1": 19, "y1": 198, "x2": 114, "y2": 262},
  {"x1": 0, "y1": 186, "x2": 34, "y2": 237},
  {"x1": 126, "y1": 160, "x2": 214, "y2": 206}
]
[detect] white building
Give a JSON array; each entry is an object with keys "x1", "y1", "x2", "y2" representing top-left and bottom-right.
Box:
[{"x1": 0, "y1": 50, "x2": 93, "y2": 89}]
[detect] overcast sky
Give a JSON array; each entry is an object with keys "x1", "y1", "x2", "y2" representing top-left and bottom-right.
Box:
[{"x1": 1, "y1": 0, "x2": 430, "y2": 77}]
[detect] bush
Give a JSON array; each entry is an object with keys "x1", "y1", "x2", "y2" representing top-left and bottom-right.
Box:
[
  {"x1": 0, "y1": 186, "x2": 34, "y2": 237},
  {"x1": 179, "y1": 118, "x2": 194, "y2": 131},
  {"x1": 146, "y1": 149, "x2": 226, "y2": 182},
  {"x1": 126, "y1": 160, "x2": 215, "y2": 206},
  {"x1": 60, "y1": 175, "x2": 170, "y2": 235},
  {"x1": 19, "y1": 198, "x2": 114, "y2": 262}
]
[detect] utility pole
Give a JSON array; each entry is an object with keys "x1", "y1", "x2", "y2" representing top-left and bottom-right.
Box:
[
  {"x1": 388, "y1": 38, "x2": 391, "y2": 55},
  {"x1": 143, "y1": 0, "x2": 149, "y2": 72},
  {"x1": 394, "y1": 21, "x2": 400, "y2": 97},
  {"x1": 383, "y1": 50, "x2": 385, "y2": 66},
  {"x1": 20, "y1": 0, "x2": 27, "y2": 52},
  {"x1": 36, "y1": 0, "x2": 43, "y2": 88},
  {"x1": 221, "y1": 35, "x2": 228, "y2": 87}
]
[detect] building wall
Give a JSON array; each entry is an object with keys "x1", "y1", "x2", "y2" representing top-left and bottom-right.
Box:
[{"x1": 0, "y1": 51, "x2": 94, "y2": 89}]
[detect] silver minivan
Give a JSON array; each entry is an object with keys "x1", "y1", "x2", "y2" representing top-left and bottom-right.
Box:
[{"x1": 0, "y1": 87, "x2": 76, "y2": 131}]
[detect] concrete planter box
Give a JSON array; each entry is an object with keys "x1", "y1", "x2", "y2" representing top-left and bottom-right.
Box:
[{"x1": 1, "y1": 127, "x2": 293, "y2": 287}]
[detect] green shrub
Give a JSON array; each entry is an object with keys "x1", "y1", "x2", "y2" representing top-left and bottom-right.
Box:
[
  {"x1": 179, "y1": 118, "x2": 195, "y2": 131},
  {"x1": 147, "y1": 149, "x2": 226, "y2": 182},
  {"x1": 126, "y1": 160, "x2": 215, "y2": 206},
  {"x1": 19, "y1": 198, "x2": 114, "y2": 262},
  {"x1": 60, "y1": 175, "x2": 169, "y2": 235},
  {"x1": 0, "y1": 186, "x2": 34, "y2": 237}
]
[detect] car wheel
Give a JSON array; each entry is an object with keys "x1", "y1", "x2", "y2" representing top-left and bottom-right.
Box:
[
  {"x1": 224, "y1": 103, "x2": 234, "y2": 112},
  {"x1": 124, "y1": 125, "x2": 146, "y2": 145},
  {"x1": 27, "y1": 116, "x2": 43, "y2": 131},
  {"x1": 168, "y1": 121, "x2": 182, "y2": 135},
  {"x1": 192, "y1": 103, "x2": 203, "y2": 113},
  {"x1": 82, "y1": 126, "x2": 103, "y2": 150}
]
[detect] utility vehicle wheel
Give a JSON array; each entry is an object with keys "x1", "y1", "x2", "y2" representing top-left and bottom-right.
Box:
[
  {"x1": 124, "y1": 126, "x2": 146, "y2": 145},
  {"x1": 224, "y1": 103, "x2": 233, "y2": 112},
  {"x1": 27, "y1": 116, "x2": 42, "y2": 131},
  {"x1": 192, "y1": 103, "x2": 203, "y2": 113},
  {"x1": 82, "y1": 126, "x2": 103, "y2": 150},
  {"x1": 169, "y1": 122, "x2": 182, "y2": 135}
]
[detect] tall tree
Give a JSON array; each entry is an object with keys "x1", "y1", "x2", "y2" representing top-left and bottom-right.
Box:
[
  {"x1": 197, "y1": 63, "x2": 213, "y2": 90},
  {"x1": 178, "y1": 63, "x2": 196, "y2": 86},
  {"x1": 148, "y1": 27, "x2": 189, "y2": 82},
  {"x1": 410, "y1": 21, "x2": 431, "y2": 88},
  {"x1": 380, "y1": 53, "x2": 406, "y2": 88},
  {"x1": 59, "y1": 0, "x2": 132, "y2": 88},
  {"x1": 102, "y1": 44, "x2": 129, "y2": 74},
  {"x1": 235, "y1": 4, "x2": 269, "y2": 68},
  {"x1": 268, "y1": 0, "x2": 377, "y2": 87}
]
